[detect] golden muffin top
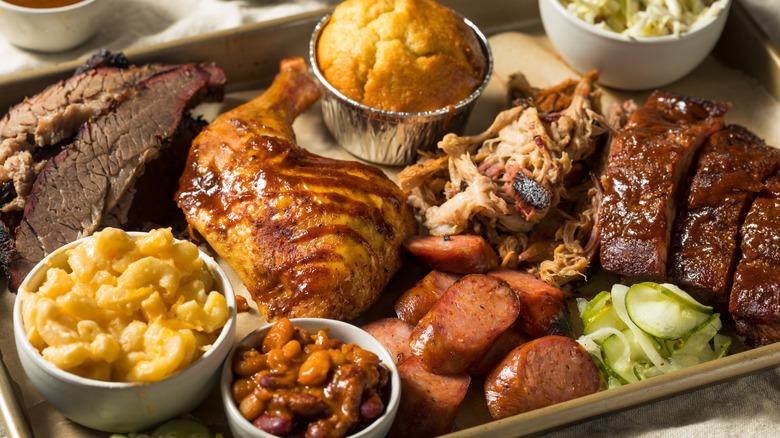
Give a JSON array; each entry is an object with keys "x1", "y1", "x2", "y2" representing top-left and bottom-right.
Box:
[{"x1": 316, "y1": 0, "x2": 487, "y2": 113}]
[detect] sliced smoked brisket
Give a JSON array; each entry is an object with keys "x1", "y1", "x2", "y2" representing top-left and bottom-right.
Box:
[
  {"x1": 729, "y1": 172, "x2": 780, "y2": 347},
  {"x1": 4, "y1": 63, "x2": 226, "y2": 290},
  {"x1": 0, "y1": 56, "x2": 179, "y2": 217},
  {"x1": 669, "y1": 125, "x2": 780, "y2": 312},
  {"x1": 598, "y1": 91, "x2": 729, "y2": 282}
]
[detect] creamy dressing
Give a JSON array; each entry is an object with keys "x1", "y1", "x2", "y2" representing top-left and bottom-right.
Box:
[{"x1": 560, "y1": 0, "x2": 729, "y2": 37}]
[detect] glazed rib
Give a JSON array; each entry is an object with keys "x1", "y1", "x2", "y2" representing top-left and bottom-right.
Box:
[
  {"x1": 598, "y1": 91, "x2": 729, "y2": 281},
  {"x1": 669, "y1": 125, "x2": 780, "y2": 311},
  {"x1": 176, "y1": 57, "x2": 416, "y2": 321},
  {"x1": 730, "y1": 172, "x2": 780, "y2": 347}
]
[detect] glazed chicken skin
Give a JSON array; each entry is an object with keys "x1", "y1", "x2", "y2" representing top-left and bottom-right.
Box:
[{"x1": 176, "y1": 57, "x2": 416, "y2": 321}]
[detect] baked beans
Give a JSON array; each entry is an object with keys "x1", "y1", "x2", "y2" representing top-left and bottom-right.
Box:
[{"x1": 231, "y1": 318, "x2": 390, "y2": 437}]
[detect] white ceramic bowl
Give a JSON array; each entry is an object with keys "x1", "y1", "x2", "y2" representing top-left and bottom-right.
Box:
[
  {"x1": 12, "y1": 231, "x2": 237, "y2": 432},
  {"x1": 0, "y1": 0, "x2": 106, "y2": 52},
  {"x1": 539, "y1": 0, "x2": 731, "y2": 90},
  {"x1": 222, "y1": 318, "x2": 401, "y2": 438}
]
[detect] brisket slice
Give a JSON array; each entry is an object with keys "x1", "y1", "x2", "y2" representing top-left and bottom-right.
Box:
[
  {"x1": 598, "y1": 91, "x2": 729, "y2": 282},
  {"x1": 0, "y1": 57, "x2": 179, "y2": 216},
  {"x1": 669, "y1": 125, "x2": 780, "y2": 312},
  {"x1": 729, "y1": 172, "x2": 780, "y2": 347},
  {"x1": 4, "y1": 63, "x2": 226, "y2": 290},
  {"x1": 120, "y1": 115, "x2": 207, "y2": 230}
]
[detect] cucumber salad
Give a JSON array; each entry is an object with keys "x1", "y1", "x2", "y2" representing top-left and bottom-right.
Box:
[
  {"x1": 576, "y1": 282, "x2": 731, "y2": 389},
  {"x1": 559, "y1": 0, "x2": 729, "y2": 38}
]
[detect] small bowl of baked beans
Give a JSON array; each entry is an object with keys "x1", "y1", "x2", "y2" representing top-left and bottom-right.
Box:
[
  {"x1": 12, "y1": 227, "x2": 237, "y2": 432},
  {"x1": 222, "y1": 318, "x2": 401, "y2": 438}
]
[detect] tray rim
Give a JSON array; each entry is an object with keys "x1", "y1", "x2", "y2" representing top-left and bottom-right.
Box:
[{"x1": 1, "y1": 1, "x2": 780, "y2": 437}]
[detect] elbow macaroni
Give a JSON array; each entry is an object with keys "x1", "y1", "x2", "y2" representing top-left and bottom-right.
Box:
[{"x1": 20, "y1": 227, "x2": 230, "y2": 383}]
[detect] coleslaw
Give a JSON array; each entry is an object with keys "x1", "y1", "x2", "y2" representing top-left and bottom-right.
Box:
[{"x1": 559, "y1": 0, "x2": 729, "y2": 37}]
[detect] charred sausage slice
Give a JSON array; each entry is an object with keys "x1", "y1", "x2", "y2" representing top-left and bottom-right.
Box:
[
  {"x1": 403, "y1": 235, "x2": 500, "y2": 274},
  {"x1": 410, "y1": 274, "x2": 521, "y2": 375},
  {"x1": 360, "y1": 318, "x2": 414, "y2": 366},
  {"x1": 387, "y1": 356, "x2": 470, "y2": 438},
  {"x1": 394, "y1": 270, "x2": 460, "y2": 325},
  {"x1": 488, "y1": 268, "x2": 573, "y2": 338},
  {"x1": 485, "y1": 335, "x2": 601, "y2": 419}
]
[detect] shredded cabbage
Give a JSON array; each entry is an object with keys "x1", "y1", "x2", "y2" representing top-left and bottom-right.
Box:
[{"x1": 559, "y1": 0, "x2": 728, "y2": 37}]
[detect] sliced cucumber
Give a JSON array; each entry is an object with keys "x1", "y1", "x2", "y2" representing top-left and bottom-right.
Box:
[
  {"x1": 151, "y1": 418, "x2": 213, "y2": 438},
  {"x1": 583, "y1": 302, "x2": 628, "y2": 340},
  {"x1": 624, "y1": 283, "x2": 711, "y2": 340},
  {"x1": 575, "y1": 281, "x2": 732, "y2": 389},
  {"x1": 712, "y1": 333, "x2": 732, "y2": 358},
  {"x1": 601, "y1": 328, "x2": 657, "y2": 385},
  {"x1": 659, "y1": 283, "x2": 714, "y2": 314},
  {"x1": 601, "y1": 330, "x2": 637, "y2": 385},
  {"x1": 610, "y1": 283, "x2": 673, "y2": 372},
  {"x1": 587, "y1": 352, "x2": 611, "y2": 389},
  {"x1": 581, "y1": 291, "x2": 612, "y2": 325},
  {"x1": 672, "y1": 313, "x2": 722, "y2": 356},
  {"x1": 632, "y1": 361, "x2": 663, "y2": 381}
]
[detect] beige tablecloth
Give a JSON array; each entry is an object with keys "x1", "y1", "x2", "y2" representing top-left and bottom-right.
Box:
[{"x1": 1, "y1": 0, "x2": 779, "y2": 437}]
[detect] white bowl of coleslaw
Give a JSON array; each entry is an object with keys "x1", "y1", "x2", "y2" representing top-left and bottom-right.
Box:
[{"x1": 539, "y1": 0, "x2": 731, "y2": 90}]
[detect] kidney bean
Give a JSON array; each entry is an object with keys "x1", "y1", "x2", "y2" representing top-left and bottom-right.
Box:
[
  {"x1": 285, "y1": 392, "x2": 327, "y2": 419},
  {"x1": 359, "y1": 392, "x2": 384, "y2": 420},
  {"x1": 253, "y1": 413, "x2": 294, "y2": 436}
]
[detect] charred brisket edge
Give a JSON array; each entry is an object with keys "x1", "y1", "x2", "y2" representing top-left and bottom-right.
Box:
[{"x1": 72, "y1": 50, "x2": 131, "y2": 76}]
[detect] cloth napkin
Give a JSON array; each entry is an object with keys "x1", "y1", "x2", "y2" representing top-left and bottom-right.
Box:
[{"x1": 0, "y1": 0, "x2": 339, "y2": 76}]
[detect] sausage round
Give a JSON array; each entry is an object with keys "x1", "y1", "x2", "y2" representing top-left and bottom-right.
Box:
[
  {"x1": 488, "y1": 268, "x2": 573, "y2": 338},
  {"x1": 394, "y1": 270, "x2": 460, "y2": 325},
  {"x1": 403, "y1": 235, "x2": 500, "y2": 274},
  {"x1": 360, "y1": 318, "x2": 414, "y2": 366},
  {"x1": 409, "y1": 274, "x2": 521, "y2": 375},
  {"x1": 387, "y1": 356, "x2": 470, "y2": 438},
  {"x1": 484, "y1": 335, "x2": 601, "y2": 419}
]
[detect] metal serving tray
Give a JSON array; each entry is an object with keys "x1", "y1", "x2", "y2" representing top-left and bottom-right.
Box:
[{"x1": 2, "y1": 1, "x2": 780, "y2": 437}]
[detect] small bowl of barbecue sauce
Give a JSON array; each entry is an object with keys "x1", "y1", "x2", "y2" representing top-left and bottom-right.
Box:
[{"x1": 0, "y1": 0, "x2": 106, "y2": 52}]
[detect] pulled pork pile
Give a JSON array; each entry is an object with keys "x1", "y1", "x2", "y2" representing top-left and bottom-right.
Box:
[{"x1": 399, "y1": 71, "x2": 614, "y2": 287}]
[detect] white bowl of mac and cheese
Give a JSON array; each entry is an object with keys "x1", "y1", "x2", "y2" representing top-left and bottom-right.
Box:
[{"x1": 12, "y1": 228, "x2": 236, "y2": 433}]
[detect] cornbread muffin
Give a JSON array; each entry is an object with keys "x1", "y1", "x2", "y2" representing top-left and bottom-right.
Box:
[{"x1": 317, "y1": 0, "x2": 487, "y2": 113}]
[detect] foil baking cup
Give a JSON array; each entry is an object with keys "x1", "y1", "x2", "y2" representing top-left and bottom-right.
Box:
[{"x1": 309, "y1": 12, "x2": 493, "y2": 166}]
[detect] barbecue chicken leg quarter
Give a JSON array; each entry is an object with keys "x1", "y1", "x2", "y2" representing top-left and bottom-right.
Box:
[{"x1": 176, "y1": 57, "x2": 417, "y2": 321}]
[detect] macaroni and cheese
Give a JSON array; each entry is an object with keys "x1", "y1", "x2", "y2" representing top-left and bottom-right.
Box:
[{"x1": 20, "y1": 227, "x2": 230, "y2": 383}]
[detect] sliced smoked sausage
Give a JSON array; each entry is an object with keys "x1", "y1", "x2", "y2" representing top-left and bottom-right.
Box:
[
  {"x1": 485, "y1": 335, "x2": 601, "y2": 419},
  {"x1": 360, "y1": 318, "x2": 415, "y2": 366},
  {"x1": 488, "y1": 268, "x2": 573, "y2": 338},
  {"x1": 394, "y1": 270, "x2": 460, "y2": 325},
  {"x1": 403, "y1": 235, "x2": 500, "y2": 274},
  {"x1": 387, "y1": 356, "x2": 470, "y2": 438},
  {"x1": 410, "y1": 274, "x2": 521, "y2": 375}
]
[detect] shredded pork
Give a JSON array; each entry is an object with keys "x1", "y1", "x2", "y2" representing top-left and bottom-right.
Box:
[{"x1": 399, "y1": 71, "x2": 615, "y2": 287}]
